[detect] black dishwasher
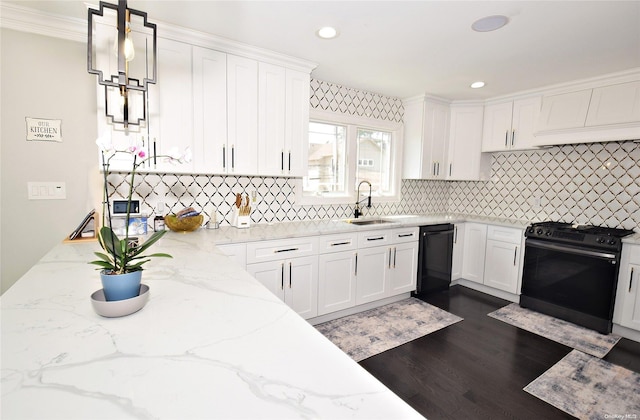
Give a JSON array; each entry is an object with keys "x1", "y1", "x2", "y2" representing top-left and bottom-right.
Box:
[{"x1": 413, "y1": 224, "x2": 454, "y2": 295}]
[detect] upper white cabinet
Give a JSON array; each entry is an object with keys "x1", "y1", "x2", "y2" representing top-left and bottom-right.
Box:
[
  {"x1": 481, "y1": 96, "x2": 541, "y2": 152},
  {"x1": 585, "y1": 81, "x2": 640, "y2": 126},
  {"x1": 534, "y1": 73, "x2": 640, "y2": 146},
  {"x1": 402, "y1": 96, "x2": 450, "y2": 180},
  {"x1": 258, "y1": 65, "x2": 310, "y2": 177},
  {"x1": 447, "y1": 104, "x2": 491, "y2": 181}
]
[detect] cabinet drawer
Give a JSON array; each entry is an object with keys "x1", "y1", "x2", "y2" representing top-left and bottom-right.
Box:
[
  {"x1": 246, "y1": 236, "x2": 318, "y2": 264},
  {"x1": 358, "y1": 229, "x2": 393, "y2": 248},
  {"x1": 392, "y1": 227, "x2": 419, "y2": 243},
  {"x1": 487, "y1": 225, "x2": 523, "y2": 245},
  {"x1": 318, "y1": 233, "x2": 358, "y2": 254}
]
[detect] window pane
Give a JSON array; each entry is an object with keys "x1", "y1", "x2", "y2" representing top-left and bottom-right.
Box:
[
  {"x1": 356, "y1": 128, "x2": 392, "y2": 195},
  {"x1": 303, "y1": 122, "x2": 347, "y2": 195}
]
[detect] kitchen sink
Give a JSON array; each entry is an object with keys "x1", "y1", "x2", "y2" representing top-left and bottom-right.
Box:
[{"x1": 346, "y1": 218, "x2": 395, "y2": 226}]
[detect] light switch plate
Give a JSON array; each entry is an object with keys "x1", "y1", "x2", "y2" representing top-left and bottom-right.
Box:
[{"x1": 27, "y1": 181, "x2": 66, "y2": 200}]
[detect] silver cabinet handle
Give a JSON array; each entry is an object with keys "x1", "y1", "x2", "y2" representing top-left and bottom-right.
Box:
[
  {"x1": 280, "y1": 150, "x2": 284, "y2": 171},
  {"x1": 355, "y1": 252, "x2": 358, "y2": 276},
  {"x1": 630, "y1": 267, "x2": 635, "y2": 293},
  {"x1": 398, "y1": 233, "x2": 414, "y2": 238},
  {"x1": 367, "y1": 237, "x2": 384, "y2": 241},
  {"x1": 388, "y1": 248, "x2": 392, "y2": 269},
  {"x1": 393, "y1": 247, "x2": 397, "y2": 268},
  {"x1": 289, "y1": 262, "x2": 292, "y2": 288},
  {"x1": 280, "y1": 262, "x2": 284, "y2": 290},
  {"x1": 505, "y1": 130, "x2": 509, "y2": 147},
  {"x1": 274, "y1": 247, "x2": 299, "y2": 253},
  {"x1": 436, "y1": 162, "x2": 440, "y2": 176},
  {"x1": 511, "y1": 130, "x2": 515, "y2": 146},
  {"x1": 331, "y1": 241, "x2": 351, "y2": 246},
  {"x1": 454, "y1": 225, "x2": 458, "y2": 244},
  {"x1": 288, "y1": 151, "x2": 292, "y2": 171},
  {"x1": 513, "y1": 246, "x2": 518, "y2": 266},
  {"x1": 231, "y1": 145, "x2": 235, "y2": 169},
  {"x1": 449, "y1": 163, "x2": 452, "y2": 176},
  {"x1": 222, "y1": 145, "x2": 226, "y2": 169},
  {"x1": 433, "y1": 162, "x2": 437, "y2": 176}
]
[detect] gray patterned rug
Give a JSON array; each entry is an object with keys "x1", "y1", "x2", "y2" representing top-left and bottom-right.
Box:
[
  {"x1": 488, "y1": 303, "x2": 620, "y2": 358},
  {"x1": 315, "y1": 298, "x2": 463, "y2": 362},
  {"x1": 525, "y1": 350, "x2": 640, "y2": 420}
]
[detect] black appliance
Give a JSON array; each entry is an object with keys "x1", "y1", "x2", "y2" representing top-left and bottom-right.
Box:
[
  {"x1": 414, "y1": 224, "x2": 454, "y2": 295},
  {"x1": 521, "y1": 221, "x2": 634, "y2": 334}
]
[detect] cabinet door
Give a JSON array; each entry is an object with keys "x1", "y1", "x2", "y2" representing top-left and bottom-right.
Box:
[
  {"x1": 246, "y1": 260, "x2": 286, "y2": 301},
  {"x1": 585, "y1": 81, "x2": 640, "y2": 127},
  {"x1": 618, "y1": 263, "x2": 640, "y2": 331},
  {"x1": 510, "y1": 96, "x2": 541, "y2": 150},
  {"x1": 193, "y1": 47, "x2": 227, "y2": 173},
  {"x1": 481, "y1": 102, "x2": 513, "y2": 152},
  {"x1": 447, "y1": 105, "x2": 490, "y2": 181},
  {"x1": 426, "y1": 101, "x2": 450, "y2": 179},
  {"x1": 356, "y1": 246, "x2": 389, "y2": 305},
  {"x1": 318, "y1": 251, "x2": 357, "y2": 315},
  {"x1": 461, "y1": 223, "x2": 487, "y2": 283},
  {"x1": 451, "y1": 223, "x2": 465, "y2": 280},
  {"x1": 149, "y1": 38, "x2": 194, "y2": 172},
  {"x1": 537, "y1": 89, "x2": 591, "y2": 132},
  {"x1": 389, "y1": 242, "x2": 418, "y2": 295},
  {"x1": 227, "y1": 54, "x2": 258, "y2": 174},
  {"x1": 285, "y1": 69, "x2": 310, "y2": 177},
  {"x1": 483, "y1": 239, "x2": 520, "y2": 294},
  {"x1": 286, "y1": 256, "x2": 318, "y2": 320},
  {"x1": 258, "y1": 63, "x2": 286, "y2": 176}
]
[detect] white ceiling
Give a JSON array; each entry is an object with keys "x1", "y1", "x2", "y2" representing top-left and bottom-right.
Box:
[{"x1": 6, "y1": 0, "x2": 640, "y2": 100}]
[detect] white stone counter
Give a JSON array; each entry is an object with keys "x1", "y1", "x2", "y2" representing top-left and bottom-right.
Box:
[{"x1": 0, "y1": 231, "x2": 424, "y2": 419}]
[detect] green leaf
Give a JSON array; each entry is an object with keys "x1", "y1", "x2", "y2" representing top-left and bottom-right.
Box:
[{"x1": 132, "y1": 230, "x2": 168, "y2": 256}]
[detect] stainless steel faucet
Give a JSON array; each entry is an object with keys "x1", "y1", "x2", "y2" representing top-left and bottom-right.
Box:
[{"x1": 354, "y1": 180, "x2": 372, "y2": 218}]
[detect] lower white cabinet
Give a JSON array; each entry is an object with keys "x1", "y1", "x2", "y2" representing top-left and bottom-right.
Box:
[
  {"x1": 246, "y1": 255, "x2": 318, "y2": 320},
  {"x1": 355, "y1": 246, "x2": 390, "y2": 305},
  {"x1": 389, "y1": 241, "x2": 419, "y2": 295},
  {"x1": 451, "y1": 223, "x2": 465, "y2": 280},
  {"x1": 461, "y1": 223, "x2": 487, "y2": 283},
  {"x1": 614, "y1": 244, "x2": 640, "y2": 333},
  {"x1": 318, "y1": 251, "x2": 357, "y2": 315}
]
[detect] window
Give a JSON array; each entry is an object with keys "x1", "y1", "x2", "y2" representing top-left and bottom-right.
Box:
[{"x1": 300, "y1": 109, "x2": 402, "y2": 205}]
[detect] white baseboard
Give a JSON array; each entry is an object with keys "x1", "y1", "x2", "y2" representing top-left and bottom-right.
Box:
[{"x1": 307, "y1": 293, "x2": 411, "y2": 325}]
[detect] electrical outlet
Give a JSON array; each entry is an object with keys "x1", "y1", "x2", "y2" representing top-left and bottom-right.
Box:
[{"x1": 27, "y1": 182, "x2": 66, "y2": 200}]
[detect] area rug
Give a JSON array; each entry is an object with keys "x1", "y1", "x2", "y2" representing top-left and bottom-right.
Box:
[
  {"x1": 315, "y1": 298, "x2": 463, "y2": 362},
  {"x1": 524, "y1": 350, "x2": 640, "y2": 419},
  {"x1": 488, "y1": 303, "x2": 620, "y2": 358}
]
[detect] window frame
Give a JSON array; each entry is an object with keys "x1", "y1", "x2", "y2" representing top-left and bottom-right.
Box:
[{"x1": 296, "y1": 109, "x2": 404, "y2": 206}]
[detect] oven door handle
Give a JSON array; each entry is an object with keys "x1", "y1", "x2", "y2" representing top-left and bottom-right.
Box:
[{"x1": 526, "y1": 239, "x2": 617, "y2": 261}]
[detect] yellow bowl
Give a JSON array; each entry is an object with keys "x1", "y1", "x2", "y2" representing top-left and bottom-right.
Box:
[{"x1": 164, "y1": 214, "x2": 203, "y2": 232}]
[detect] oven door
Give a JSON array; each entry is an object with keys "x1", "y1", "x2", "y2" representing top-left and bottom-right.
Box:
[{"x1": 521, "y1": 238, "x2": 619, "y2": 331}]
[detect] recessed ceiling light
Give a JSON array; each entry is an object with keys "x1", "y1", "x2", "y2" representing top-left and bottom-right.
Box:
[
  {"x1": 470, "y1": 81, "x2": 486, "y2": 89},
  {"x1": 471, "y1": 15, "x2": 509, "y2": 32},
  {"x1": 316, "y1": 26, "x2": 339, "y2": 39}
]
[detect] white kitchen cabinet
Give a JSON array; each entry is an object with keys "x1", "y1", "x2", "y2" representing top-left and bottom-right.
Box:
[
  {"x1": 355, "y1": 245, "x2": 390, "y2": 305},
  {"x1": 461, "y1": 223, "x2": 487, "y2": 283},
  {"x1": 193, "y1": 46, "x2": 227, "y2": 174},
  {"x1": 388, "y1": 241, "x2": 419, "y2": 295},
  {"x1": 537, "y1": 89, "x2": 592, "y2": 132},
  {"x1": 147, "y1": 38, "x2": 195, "y2": 172},
  {"x1": 585, "y1": 81, "x2": 640, "y2": 126},
  {"x1": 226, "y1": 54, "x2": 259, "y2": 175},
  {"x1": 451, "y1": 223, "x2": 465, "y2": 280},
  {"x1": 483, "y1": 226, "x2": 523, "y2": 294},
  {"x1": 447, "y1": 104, "x2": 491, "y2": 181},
  {"x1": 481, "y1": 97, "x2": 541, "y2": 152},
  {"x1": 247, "y1": 255, "x2": 318, "y2": 319},
  {"x1": 317, "y1": 233, "x2": 358, "y2": 316},
  {"x1": 614, "y1": 245, "x2": 640, "y2": 333},
  {"x1": 402, "y1": 96, "x2": 450, "y2": 180},
  {"x1": 257, "y1": 65, "x2": 310, "y2": 177}
]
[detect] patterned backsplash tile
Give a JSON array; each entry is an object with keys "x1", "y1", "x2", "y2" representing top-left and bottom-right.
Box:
[{"x1": 106, "y1": 78, "x2": 640, "y2": 231}]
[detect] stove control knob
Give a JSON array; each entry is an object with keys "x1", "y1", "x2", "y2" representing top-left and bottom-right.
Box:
[
  {"x1": 596, "y1": 237, "x2": 605, "y2": 244},
  {"x1": 536, "y1": 228, "x2": 544, "y2": 235},
  {"x1": 608, "y1": 239, "x2": 617, "y2": 245},
  {"x1": 545, "y1": 230, "x2": 552, "y2": 236}
]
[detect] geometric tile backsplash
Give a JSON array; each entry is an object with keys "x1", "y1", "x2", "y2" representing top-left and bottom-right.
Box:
[{"x1": 106, "y1": 78, "x2": 640, "y2": 231}]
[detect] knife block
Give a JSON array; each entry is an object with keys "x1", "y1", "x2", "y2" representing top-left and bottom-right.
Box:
[{"x1": 232, "y1": 208, "x2": 251, "y2": 229}]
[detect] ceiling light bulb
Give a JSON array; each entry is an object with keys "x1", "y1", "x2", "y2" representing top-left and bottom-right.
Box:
[
  {"x1": 470, "y1": 81, "x2": 485, "y2": 89},
  {"x1": 471, "y1": 15, "x2": 509, "y2": 32},
  {"x1": 317, "y1": 26, "x2": 339, "y2": 39}
]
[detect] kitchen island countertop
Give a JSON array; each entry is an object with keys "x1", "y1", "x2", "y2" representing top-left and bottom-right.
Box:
[{"x1": 0, "y1": 230, "x2": 424, "y2": 419}]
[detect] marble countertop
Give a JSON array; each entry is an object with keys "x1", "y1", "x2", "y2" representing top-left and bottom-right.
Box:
[
  {"x1": 208, "y1": 213, "x2": 531, "y2": 245},
  {"x1": 0, "y1": 231, "x2": 424, "y2": 419}
]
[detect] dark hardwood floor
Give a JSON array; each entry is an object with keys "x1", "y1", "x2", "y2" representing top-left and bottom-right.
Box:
[{"x1": 359, "y1": 285, "x2": 640, "y2": 420}]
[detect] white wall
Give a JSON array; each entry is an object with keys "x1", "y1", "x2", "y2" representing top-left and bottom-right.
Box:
[{"x1": 1, "y1": 29, "x2": 98, "y2": 294}]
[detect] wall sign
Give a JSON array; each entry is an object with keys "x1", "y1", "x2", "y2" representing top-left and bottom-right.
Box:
[{"x1": 26, "y1": 118, "x2": 62, "y2": 142}]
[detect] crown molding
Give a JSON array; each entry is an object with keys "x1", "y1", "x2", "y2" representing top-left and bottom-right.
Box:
[{"x1": 0, "y1": 2, "x2": 317, "y2": 73}]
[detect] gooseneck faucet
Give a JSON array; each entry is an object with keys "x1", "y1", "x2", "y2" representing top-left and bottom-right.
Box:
[{"x1": 354, "y1": 180, "x2": 372, "y2": 218}]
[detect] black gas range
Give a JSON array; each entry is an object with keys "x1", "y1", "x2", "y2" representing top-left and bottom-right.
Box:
[
  {"x1": 525, "y1": 221, "x2": 634, "y2": 252},
  {"x1": 521, "y1": 221, "x2": 635, "y2": 334}
]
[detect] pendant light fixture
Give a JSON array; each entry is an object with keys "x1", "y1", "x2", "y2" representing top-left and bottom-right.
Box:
[{"x1": 87, "y1": 0, "x2": 157, "y2": 127}]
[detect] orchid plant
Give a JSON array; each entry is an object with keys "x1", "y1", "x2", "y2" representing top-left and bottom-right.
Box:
[{"x1": 90, "y1": 134, "x2": 191, "y2": 275}]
